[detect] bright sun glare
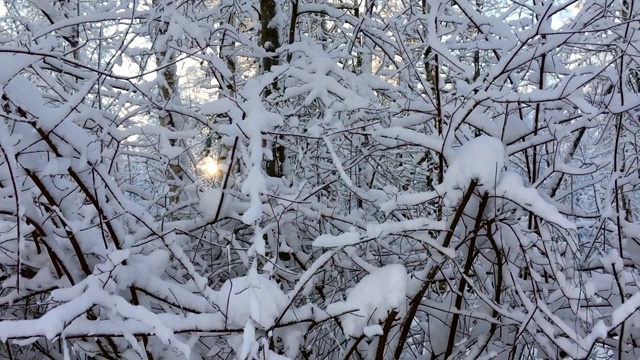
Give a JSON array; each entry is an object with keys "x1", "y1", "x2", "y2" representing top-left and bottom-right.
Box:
[{"x1": 200, "y1": 157, "x2": 219, "y2": 177}]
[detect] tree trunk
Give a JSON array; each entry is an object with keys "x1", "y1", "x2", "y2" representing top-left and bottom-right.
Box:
[
  {"x1": 154, "y1": 0, "x2": 185, "y2": 203},
  {"x1": 261, "y1": 0, "x2": 284, "y2": 178}
]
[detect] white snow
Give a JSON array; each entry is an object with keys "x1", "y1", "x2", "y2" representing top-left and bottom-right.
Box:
[
  {"x1": 0, "y1": 55, "x2": 40, "y2": 84},
  {"x1": 312, "y1": 230, "x2": 360, "y2": 247},
  {"x1": 327, "y1": 264, "x2": 407, "y2": 337},
  {"x1": 240, "y1": 320, "x2": 257, "y2": 360},
  {"x1": 497, "y1": 171, "x2": 576, "y2": 230},
  {"x1": 442, "y1": 135, "x2": 506, "y2": 192},
  {"x1": 161, "y1": 145, "x2": 183, "y2": 159},
  {"x1": 198, "y1": 188, "x2": 224, "y2": 218},
  {"x1": 323, "y1": 136, "x2": 353, "y2": 187},
  {"x1": 363, "y1": 324, "x2": 383, "y2": 337},
  {"x1": 4, "y1": 76, "x2": 47, "y2": 118},
  {"x1": 216, "y1": 274, "x2": 288, "y2": 328}
]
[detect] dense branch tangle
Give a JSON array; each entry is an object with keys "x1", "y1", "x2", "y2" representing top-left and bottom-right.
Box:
[{"x1": 0, "y1": 0, "x2": 640, "y2": 359}]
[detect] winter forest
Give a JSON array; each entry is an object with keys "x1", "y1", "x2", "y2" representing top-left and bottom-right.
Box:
[{"x1": 2, "y1": 0, "x2": 640, "y2": 358}]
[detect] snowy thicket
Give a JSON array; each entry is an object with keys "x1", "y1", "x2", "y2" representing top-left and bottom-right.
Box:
[{"x1": 0, "y1": 0, "x2": 639, "y2": 359}]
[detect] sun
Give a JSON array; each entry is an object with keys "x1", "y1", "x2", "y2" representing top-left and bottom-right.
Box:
[{"x1": 200, "y1": 157, "x2": 219, "y2": 177}]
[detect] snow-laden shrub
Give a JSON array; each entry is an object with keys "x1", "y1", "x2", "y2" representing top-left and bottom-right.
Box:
[{"x1": 1, "y1": 0, "x2": 639, "y2": 359}]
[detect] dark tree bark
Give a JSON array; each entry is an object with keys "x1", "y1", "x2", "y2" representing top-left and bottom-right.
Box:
[{"x1": 261, "y1": 0, "x2": 285, "y2": 178}]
